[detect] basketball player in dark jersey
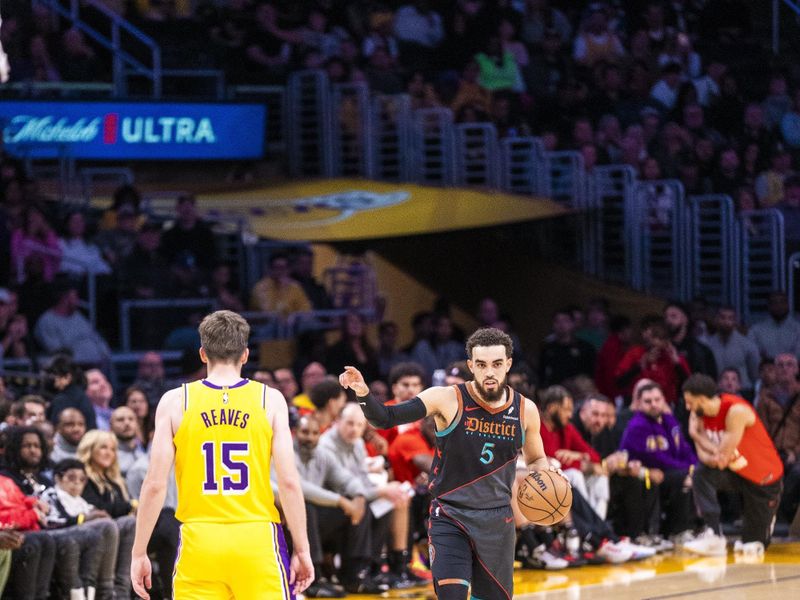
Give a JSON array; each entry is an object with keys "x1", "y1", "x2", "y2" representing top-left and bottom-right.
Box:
[{"x1": 340, "y1": 328, "x2": 563, "y2": 600}]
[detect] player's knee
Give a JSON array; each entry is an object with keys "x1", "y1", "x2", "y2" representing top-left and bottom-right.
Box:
[{"x1": 436, "y1": 580, "x2": 470, "y2": 600}]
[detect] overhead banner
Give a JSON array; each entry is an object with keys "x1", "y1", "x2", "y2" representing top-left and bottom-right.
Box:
[
  {"x1": 193, "y1": 179, "x2": 567, "y2": 240},
  {"x1": 0, "y1": 101, "x2": 265, "y2": 160}
]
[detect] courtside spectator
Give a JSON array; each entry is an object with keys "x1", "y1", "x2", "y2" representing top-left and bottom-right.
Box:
[
  {"x1": 51, "y1": 408, "x2": 86, "y2": 463},
  {"x1": 85, "y1": 369, "x2": 115, "y2": 431}
]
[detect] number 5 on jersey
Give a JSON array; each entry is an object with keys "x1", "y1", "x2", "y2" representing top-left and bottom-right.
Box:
[
  {"x1": 202, "y1": 441, "x2": 250, "y2": 494},
  {"x1": 480, "y1": 442, "x2": 495, "y2": 464}
]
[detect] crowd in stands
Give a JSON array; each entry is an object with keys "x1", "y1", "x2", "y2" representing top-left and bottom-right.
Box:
[
  {"x1": 6, "y1": 1, "x2": 800, "y2": 240},
  {"x1": 3, "y1": 280, "x2": 800, "y2": 596}
]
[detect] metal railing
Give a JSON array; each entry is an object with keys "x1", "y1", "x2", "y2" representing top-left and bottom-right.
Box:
[
  {"x1": 371, "y1": 94, "x2": 413, "y2": 181},
  {"x1": 454, "y1": 123, "x2": 500, "y2": 188},
  {"x1": 229, "y1": 85, "x2": 288, "y2": 154},
  {"x1": 287, "y1": 70, "x2": 333, "y2": 177},
  {"x1": 739, "y1": 209, "x2": 786, "y2": 321},
  {"x1": 689, "y1": 195, "x2": 740, "y2": 311},
  {"x1": 331, "y1": 82, "x2": 373, "y2": 177},
  {"x1": 635, "y1": 179, "x2": 689, "y2": 299},
  {"x1": 412, "y1": 108, "x2": 455, "y2": 185},
  {"x1": 119, "y1": 298, "x2": 218, "y2": 352},
  {"x1": 788, "y1": 252, "x2": 800, "y2": 313},
  {"x1": 591, "y1": 165, "x2": 637, "y2": 284},
  {"x1": 500, "y1": 136, "x2": 547, "y2": 196},
  {"x1": 35, "y1": 0, "x2": 162, "y2": 97}
]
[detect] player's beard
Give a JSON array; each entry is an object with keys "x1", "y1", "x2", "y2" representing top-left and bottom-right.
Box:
[
  {"x1": 694, "y1": 406, "x2": 705, "y2": 417},
  {"x1": 475, "y1": 374, "x2": 507, "y2": 402}
]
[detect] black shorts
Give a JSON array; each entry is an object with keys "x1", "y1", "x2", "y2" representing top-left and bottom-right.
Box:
[{"x1": 428, "y1": 499, "x2": 515, "y2": 600}]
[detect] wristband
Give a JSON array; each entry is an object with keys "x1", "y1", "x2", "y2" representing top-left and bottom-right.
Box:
[
  {"x1": 77, "y1": 513, "x2": 85, "y2": 525},
  {"x1": 644, "y1": 468, "x2": 651, "y2": 490}
]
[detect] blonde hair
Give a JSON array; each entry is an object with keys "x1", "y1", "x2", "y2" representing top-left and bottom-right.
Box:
[
  {"x1": 199, "y1": 310, "x2": 250, "y2": 363},
  {"x1": 77, "y1": 429, "x2": 129, "y2": 500}
]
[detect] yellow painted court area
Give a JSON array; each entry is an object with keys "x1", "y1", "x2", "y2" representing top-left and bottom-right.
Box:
[
  {"x1": 350, "y1": 542, "x2": 800, "y2": 599},
  {"x1": 192, "y1": 178, "x2": 565, "y2": 241}
]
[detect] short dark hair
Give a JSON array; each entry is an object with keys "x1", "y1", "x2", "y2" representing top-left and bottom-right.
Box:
[
  {"x1": 389, "y1": 362, "x2": 427, "y2": 386},
  {"x1": 309, "y1": 377, "x2": 344, "y2": 409},
  {"x1": 682, "y1": 373, "x2": 718, "y2": 397},
  {"x1": 541, "y1": 385, "x2": 571, "y2": 410},
  {"x1": 609, "y1": 314, "x2": 631, "y2": 333},
  {"x1": 53, "y1": 458, "x2": 86, "y2": 479},
  {"x1": 635, "y1": 381, "x2": 663, "y2": 400},
  {"x1": 465, "y1": 328, "x2": 513, "y2": 359}
]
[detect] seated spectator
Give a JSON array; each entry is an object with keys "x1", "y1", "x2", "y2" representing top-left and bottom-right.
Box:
[
  {"x1": 292, "y1": 361, "x2": 327, "y2": 415},
  {"x1": 574, "y1": 394, "x2": 619, "y2": 458},
  {"x1": 160, "y1": 194, "x2": 216, "y2": 272},
  {"x1": 51, "y1": 408, "x2": 87, "y2": 463},
  {"x1": 119, "y1": 221, "x2": 172, "y2": 300},
  {"x1": 0, "y1": 472, "x2": 56, "y2": 600},
  {"x1": 123, "y1": 386, "x2": 153, "y2": 447},
  {"x1": 45, "y1": 354, "x2": 96, "y2": 431},
  {"x1": 292, "y1": 414, "x2": 379, "y2": 596},
  {"x1": 41, "y1": 459, "x2": 117, "y2": 599},
  {"x1": 250, "y1": 253, "x2": 312, "y2": 316},
  {"x1": 778, "y1": 175, "x2": 800, "y2": 254},
  {"x1": 0, "y1": 426, "x2": 96, "y2": 597},
  {"x1": 110, "y1": 407, "x2": 146, "y2": 477},
  {"x1": 210, "y1": 262, "x2": 245, "y2": 312},
  {"x1": 620, "y1": 382, "x2": 697, "y2": 536},
  {"x1": 393, "y1": 1, "x2": 444, "y2": 70},
  {"x1": 94, "y1": 204, "x2": 139, "y2": 269},
  {"x1": 376, "y1": 362, "x2": 427, "y2": 447},
  {"x1": 325, "y1": 312, "x2": 380, "y2": 383},
  {"x1": 132, "y1": 351, "x2": 169, "y2": 408},
  {"x1": 756, "y1": 353, "x2": 800, "y2": 523},
  {"x1": 58, "y1": 211, "x2": 112, "y2": 277},
  {"x1": 718, "y1": 367, "x2": 744, "y2": 396},
  {"x1": 664, "y1": 301, "x2": 717, "y2": 379},
  {"x1": 0, "y1": 287, "x2": 29, "y2": 360},
  {"x1": 615, "y1": 316, "x2": 691, "y2": 405},
  {"x1": 11, "y1": 204, "x2": 61, "y2": 283},
  {"x1": 6, "y1": 395, "x2": 45, "y2": 427},
  {"x1": 595, "y1": 315, "x2": 634, "y2": 400},
  {"x1": 539, "y1": 386, "x2": 607, "y2": 518},
  {"x1": 755, "y1": 143, "x2": 794, "y2": 207},
  {"x1": 520, "y1": 0, "x2": 572, "y2": 48},
  {"x1": 377, "y1": 321, "x2": 405, "y2": 380},
  {"x1": 319, "y1": 403, "x2": 418, "y2": 589},
  {"x1": 748, "y1": 291, "x2": 800, "y2": 361},
  {"x1": 540, "y1": 309, "x2": 596, "y2": 387},
  {"x1": 34, "y1": 279, "x2": 112, "y2": 366},
  {"x1": 77, "y1": 430, "x2": 137, "y2": 599},
  {"x1": 650, "y1": 62, "x2": 683, "y2": 112},
  {"x1": 86, "y1": 369, "x2": 115, "y2": 431},
  {"x1": 409, "y1": 314, "x2": 465, "y2": 379},
  {"x1": 705, "y1": 306, "x2": 760, "y2": 395},
  {"x1": 475, "y1": 35, "x2": 524, "y2": 92},
  {"x1": 451, "y1": 59, "x2": 492, "y2": 115},
  {"x1": 573, "y1": 5, "x2": 625, "y2": 67},
  {"x1": 310, "y1": 377, "x2": 347, "y2": 434}
]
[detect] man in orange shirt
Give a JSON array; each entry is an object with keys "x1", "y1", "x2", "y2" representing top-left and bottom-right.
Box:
[{"x1": 682, "y1": 374, "x2": 784, "y2": 555}]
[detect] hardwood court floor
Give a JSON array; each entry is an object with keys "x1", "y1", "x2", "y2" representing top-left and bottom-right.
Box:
[{"x1": 349, "y1": 542, "x2": 800, "y2": 599}]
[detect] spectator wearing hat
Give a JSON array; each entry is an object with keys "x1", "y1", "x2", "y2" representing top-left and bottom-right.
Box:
[{"x1": 160, "y1": 194, "x2": 215, "y2": 272}]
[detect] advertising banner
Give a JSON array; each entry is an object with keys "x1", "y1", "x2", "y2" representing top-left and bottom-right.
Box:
[{"x1": 0, "y1": 101, "x2": 265, "y2": 160}]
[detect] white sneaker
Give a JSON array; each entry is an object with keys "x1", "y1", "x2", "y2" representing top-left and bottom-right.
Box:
[
  {"x1": 733, "y1": 540, "x2": 764, "y2": 556},
  {"x1": 527, "y1": 545, "x2": 569, "y2": 570},
  {"x1": 617, "y1": 537, "x2": 657, "y2": 560},
  {"x1": 597, "y1": 540, "x2": 634, "y2": 564},
  {"x1": 681, "y1": 529, "x2": 727, "y2": 556}
]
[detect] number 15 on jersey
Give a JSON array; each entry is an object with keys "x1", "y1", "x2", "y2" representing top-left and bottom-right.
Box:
[{"x1": 201, "y1": 441, "x2": 250, "y2": 494}]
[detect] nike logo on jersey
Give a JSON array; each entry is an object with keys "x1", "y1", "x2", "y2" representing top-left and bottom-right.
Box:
[
  {"x1": 359, "y1": 402, "x2": 366, "y2": 406},
  {"x1": 465, "y1": 406, "x2": 482, "y2": 412}
]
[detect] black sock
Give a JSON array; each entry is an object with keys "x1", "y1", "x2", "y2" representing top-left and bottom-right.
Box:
[{"x1": 389, "y1": 549, "x2": 409, "y2": 573}]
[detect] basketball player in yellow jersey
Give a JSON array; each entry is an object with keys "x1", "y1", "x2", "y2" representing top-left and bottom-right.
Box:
[{"x1": 130, "y1": 310, "x2": 313, "y2": 599}]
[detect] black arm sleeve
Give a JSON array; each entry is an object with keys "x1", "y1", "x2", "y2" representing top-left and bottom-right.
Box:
[{"x1": 357, "y1": 394, "x2": 427, "y2": 429}]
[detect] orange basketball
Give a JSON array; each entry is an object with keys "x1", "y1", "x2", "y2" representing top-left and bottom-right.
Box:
[{"x1": 517, "y1": 470, "x2": 572, "y2": 526}]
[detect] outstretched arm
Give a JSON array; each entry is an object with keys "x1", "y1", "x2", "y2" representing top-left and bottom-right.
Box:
[
  {"x1": 131, "y1": 388, "x2": 180, "y2": 600},
  {"x1": 340, "y1": 366, "x2": 430, "y2": 428}
]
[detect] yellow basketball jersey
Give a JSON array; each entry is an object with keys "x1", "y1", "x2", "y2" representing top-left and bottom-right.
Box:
[{"x1": 174, "y1": 379, "x2": 280, "y2": 524}]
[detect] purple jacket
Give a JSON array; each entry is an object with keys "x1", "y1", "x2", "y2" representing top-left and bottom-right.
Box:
[{"x1": 620, "y1": 412, "x2": 697, "y2": 471}]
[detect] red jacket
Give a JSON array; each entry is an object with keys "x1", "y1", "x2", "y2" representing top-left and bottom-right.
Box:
[
  {"x1": 614, "y1": 345, "x2": 691, "y2": 404},
  {"x1": 595, "y1": 333, "x2": 629, "y2": 398},
  {"x1": 540, "y1": 421, "x2": 600, "y2": 470},
  {"x1": 0, "y1": 475, "x2": 40, "y2": 531}
]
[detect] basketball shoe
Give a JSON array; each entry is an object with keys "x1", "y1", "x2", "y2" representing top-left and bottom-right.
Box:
[{"x1": 681, "y1": 528, "x2": 728, "y2": 556}]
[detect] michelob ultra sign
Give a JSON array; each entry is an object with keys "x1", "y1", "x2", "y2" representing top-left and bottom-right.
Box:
[{"x1": 0, "y1": 101, "x2": 266, "y2": 159}]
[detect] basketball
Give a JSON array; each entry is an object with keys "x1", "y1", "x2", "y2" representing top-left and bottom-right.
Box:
[{"x1": 517, "y1": 470, "x2": 573, "y2": 526}]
